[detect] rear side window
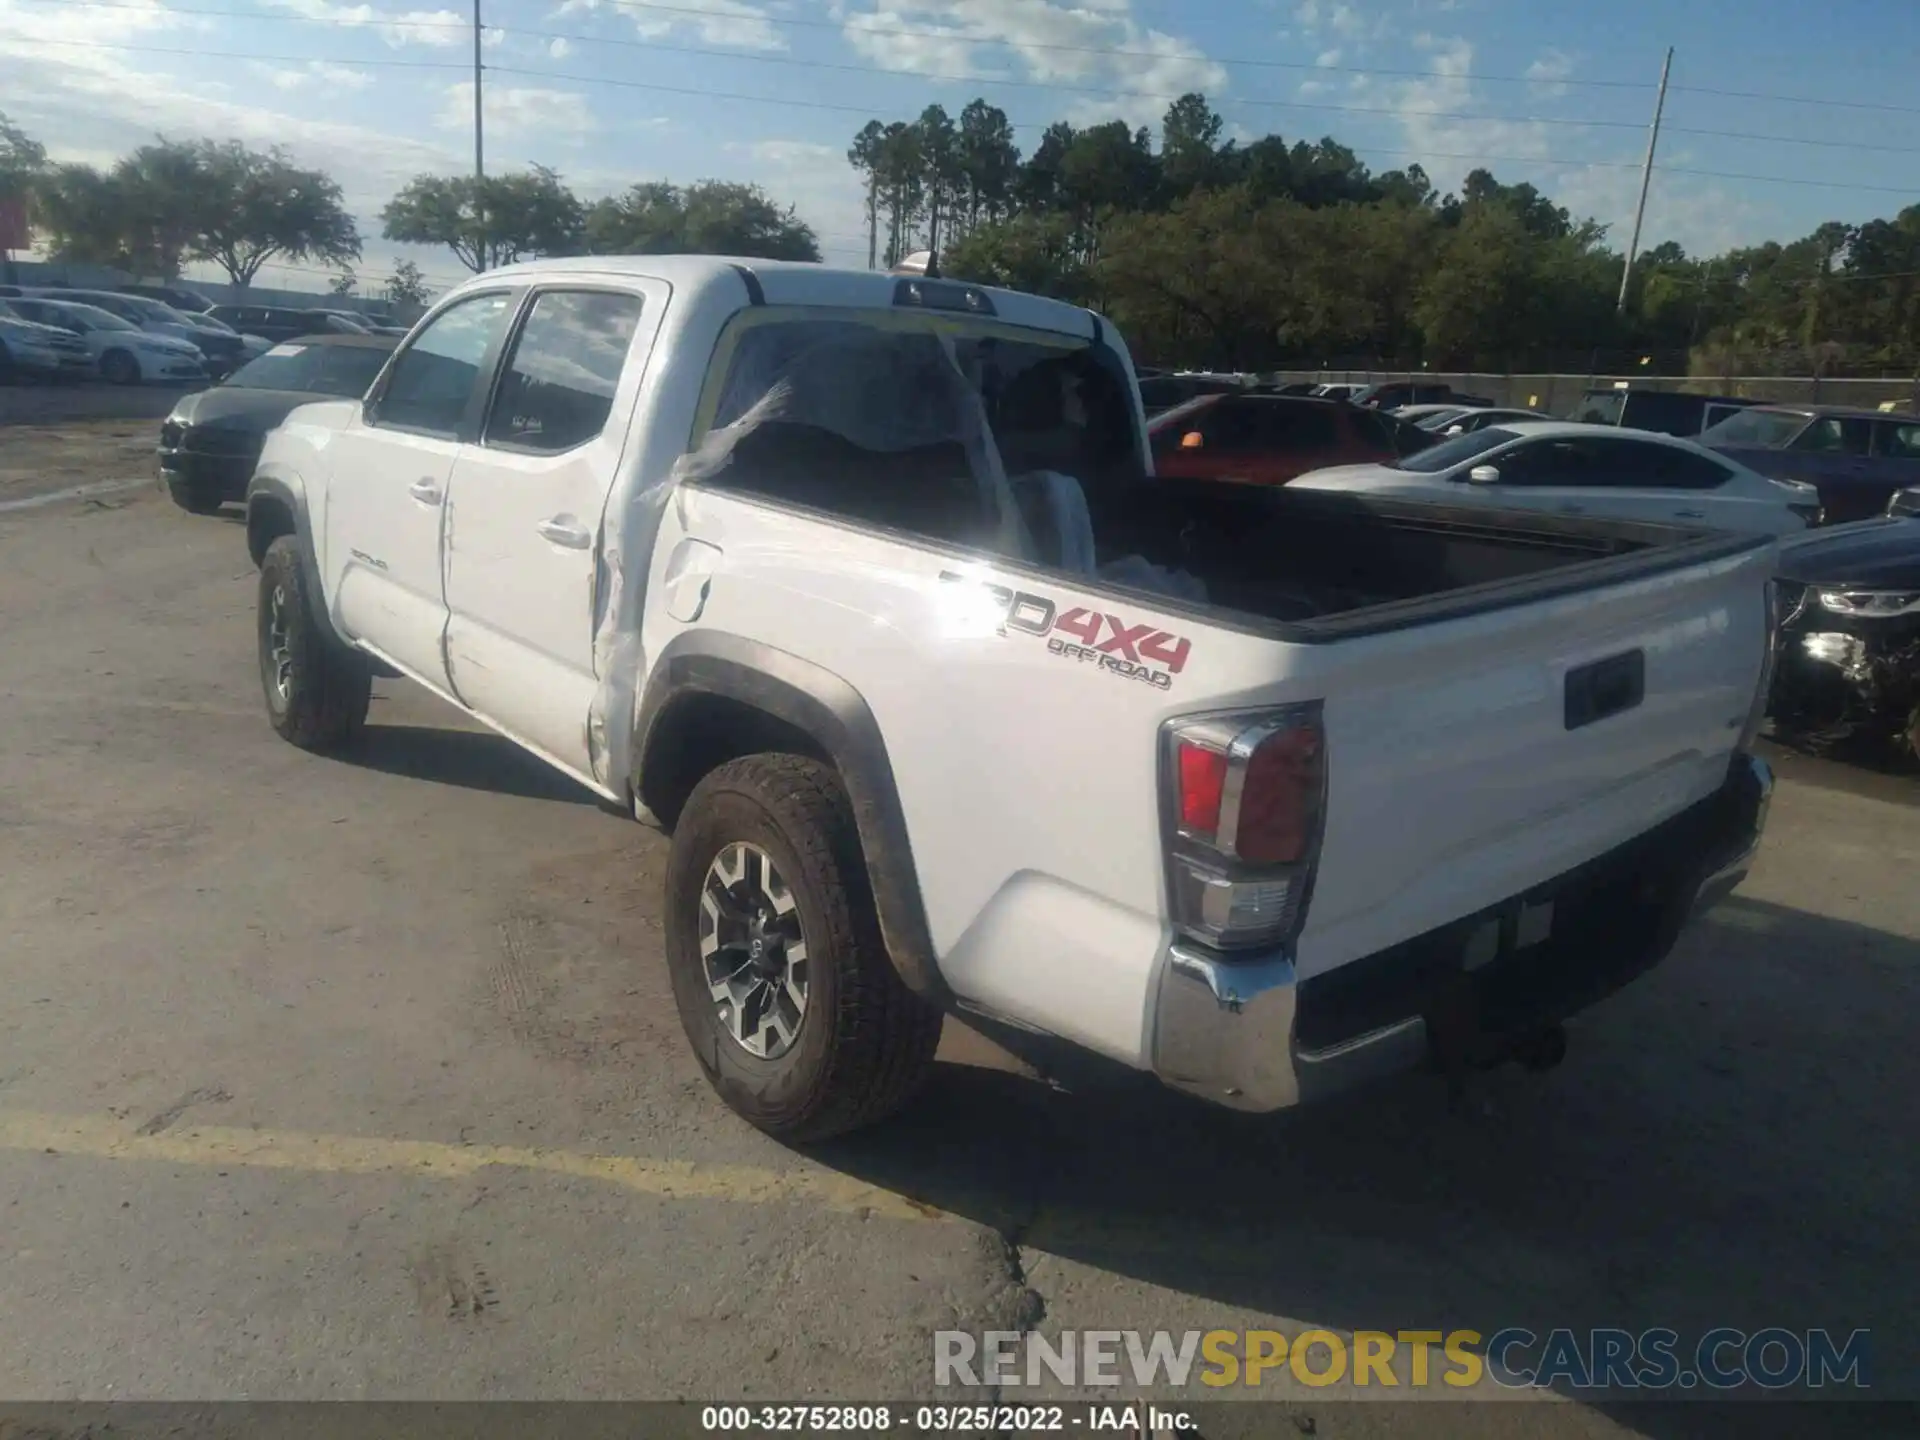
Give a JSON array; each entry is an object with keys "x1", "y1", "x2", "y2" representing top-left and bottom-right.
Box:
[
  {"x1": 1504, "y1": 438, "x2": 1731, "y2": 489},
  {"x1": 1602, "y1": 442, "x2": 1733, "y2": 490},
  {"x1": 1872, "y1": 421, "x2": 1920, "y2": 459},
  {"x1": 1791, "y1": 416, "x2": 1872, "y2": 456},
  {"x1": 373, "y1": 292, "x2": 512, "y2": 438},
  {"x1": 484, "y1": 289, "x2": 645, "y2": 453}
]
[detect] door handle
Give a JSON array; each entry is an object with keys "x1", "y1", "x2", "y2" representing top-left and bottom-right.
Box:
[
  {"x1": 407, "y1": 478, "x2": 442, "y2": 505},
  {"x1": 535, "y1": 515, "x2": 593, "y2": 550},
  {"x1": 1674, "y1": 508, "x2": 1706, "y2": 520},
  {"x1": 1557, "y1": 504, "x2": 1586, "y2": 515}
]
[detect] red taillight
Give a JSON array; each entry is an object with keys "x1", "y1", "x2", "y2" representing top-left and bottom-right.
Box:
[
  {"x1": 1177, "y1": 741, "x2": 1228, "y2": 835},
  {"x1": 1235, "y1": 726, "x2": 1322, "y2": 864},
  {"x1": 1164, "y1": 707, "x2": 1327, "y2": 952}
]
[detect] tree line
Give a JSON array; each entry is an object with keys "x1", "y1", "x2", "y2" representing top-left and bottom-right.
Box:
[
  {"x1": 0, "y1": 111, "x2": 820, "y2": 306},
  {"x1": 848, "y1": 94, "x2": 1920, "y2": 377},
  {"x1": 7, "y1": 100, "x2": 1915, "y2": 376}
]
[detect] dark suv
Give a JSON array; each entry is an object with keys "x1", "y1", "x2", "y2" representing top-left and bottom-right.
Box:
[
  {"x1": 1574, "y1": 387, "x2": 1757, "y2": 438},
  {"x1": 205, "y1": 305, "x2": 369, "y2": 343}
]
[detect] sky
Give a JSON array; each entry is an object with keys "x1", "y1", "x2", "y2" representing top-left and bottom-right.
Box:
[{"x1": 3, "y1": 0, "x2": 1917, "y2": 294}]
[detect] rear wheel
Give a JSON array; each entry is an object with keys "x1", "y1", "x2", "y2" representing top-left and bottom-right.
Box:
[
  {"x1": 665, "y1": 754, "x2": 943, "y2": 1142},
  {"x1": 257, "y1": 536, "x2": 370, "y2": 751},
  {"x1": 100, "y1": 348, "x2": 140, "y2": 386}
]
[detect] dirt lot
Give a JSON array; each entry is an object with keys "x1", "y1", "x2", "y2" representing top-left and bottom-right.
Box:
[
  {"x1": 0, "y1": 382, "x2": 182, "y2": 508},
  {"x1": 0, "y1": 436, "x2": 1914, "y2": 1434}
]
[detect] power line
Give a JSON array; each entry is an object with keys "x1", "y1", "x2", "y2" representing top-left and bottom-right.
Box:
[
  {"x1": 32, "y1": 0, "x2": 1920, "y2": 118},
  {"x1": 28, "y1": 1, "x2": 1920, "y2": 158},
  {"x1": 19, "y1": 34, "x2": 1920, "y2": 197},
  {"x1": 28, "y1": 0, "x2": 1658, "y2": 90}
]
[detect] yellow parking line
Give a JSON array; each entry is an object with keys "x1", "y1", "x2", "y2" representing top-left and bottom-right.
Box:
[{"x1": 0, "y1": 1110, "x2": 948, "y2": 1224}]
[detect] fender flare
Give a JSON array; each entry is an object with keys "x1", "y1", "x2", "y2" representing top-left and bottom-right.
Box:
[
  {"x1": 245, "y1": 469, "x2": 356, "y2": 655},
  {"x1": 631, "y1": 631, "x2": 948, "y2": 1003}
]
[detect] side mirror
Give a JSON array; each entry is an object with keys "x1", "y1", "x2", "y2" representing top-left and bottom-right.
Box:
[
  {"x1": 1180, "y1": 431, "x2": 1205, "y2": 450},
  {"x1": 1466, "y1": 464, "x2": 1501, "y2": 485},
  {"x1": 1888, "y1": 487, "x2": 1920, "y2": 519},
  {"x1": 1444, "y1": 424, "x2": 1465, "y2": 436}
]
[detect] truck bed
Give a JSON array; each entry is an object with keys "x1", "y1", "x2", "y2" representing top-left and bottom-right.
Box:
[{"x1": 1084, "y1": 472, "x2": 1770, "y2": 638}]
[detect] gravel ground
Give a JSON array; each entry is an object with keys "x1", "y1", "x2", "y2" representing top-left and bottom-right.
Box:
[{"x1": 0, "y1": 443, "x2": 1913, "y2": 1437}]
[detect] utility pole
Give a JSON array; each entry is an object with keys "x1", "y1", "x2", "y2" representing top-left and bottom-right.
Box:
[
  {"x1": 1616, "y1": 46, "x2": 1673, "y2": 316},
  {"x1": 472, "y1": 0, "x2": 487, "y2": 270}
]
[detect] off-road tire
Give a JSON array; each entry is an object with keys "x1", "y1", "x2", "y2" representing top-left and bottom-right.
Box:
[
  {"x1": 166, "y1": 476, "x2": 225, "y2": 514},
  {"x1": 665, "y1": 753, "x2": 943, "y2": 1143},
  {"x1": 257, "y1": 535, "x2": 371, "y2": 751},
  {"x1": 100, "y1": 348, "x2": 140, "y2": 386}
]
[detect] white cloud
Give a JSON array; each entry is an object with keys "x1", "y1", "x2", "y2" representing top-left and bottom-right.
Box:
[
  {"x1": 1524, "y1": 49, "x2": 1574, "y2": 100},
  {"x1": 1295, "y1": 0, "x2": 1377, "y2": 43},
  {"x1": 1377, "y1": 36, "x2": 1556, "y2": 188},
  {"x1": 724, "y1": 138, "x2": 869, "y2": 265},
  {"x1": 1315, "y1": 48, "x2": 1341, "y2": 67},
  {"x1": 1552, "y1": 161, "x2": 1775, "y2": 260},
  {"x1": 257, "y1": 0, "x2": 468, "y2": 49},
  {"x1": 838, "y1": 2, "x2": 1226, "y2": 131},
  {"x1": 438, "y1": 81, "x2": 596, "y2": 139},
  {"x1": 251, "y1": 59, "x2": 375, "y2": 92},
  {"x1": 555, "y1": 0, "x2": 784, "y2": 52},
  {"x1": 548, "y1": 37, "x2": 572, "y2": 59}
]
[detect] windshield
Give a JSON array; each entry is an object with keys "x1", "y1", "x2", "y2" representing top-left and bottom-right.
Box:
[
  {"x1": 1699, "y1": 408, "x2": 1809, "y2": 448},
  {"x1": 224, "y1": 343, "x2": 390, "y2": 396},
  {"x1": 35, "y1": 302, "x2": 136, "y2": 332},
  {"x1": 1415, "y1": 407, "x2": 1469, "y2": 430},
  {"x1": 1391, "y1": 426, "x2": 1518, "y2": 473}
]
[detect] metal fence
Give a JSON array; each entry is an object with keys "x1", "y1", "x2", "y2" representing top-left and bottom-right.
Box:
[{"x1": 1284, "y1": 370, "x2": 1920, "y2": 416}]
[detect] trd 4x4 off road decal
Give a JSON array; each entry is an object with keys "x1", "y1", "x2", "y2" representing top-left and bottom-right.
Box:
[{"x1": 939, "y1": 571, "x2": 1193, "y2": 690}]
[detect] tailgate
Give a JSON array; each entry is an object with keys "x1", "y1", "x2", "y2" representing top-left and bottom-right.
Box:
[{"x1": 1287, "y1": 541, "x2": 1775, "y2": 980}]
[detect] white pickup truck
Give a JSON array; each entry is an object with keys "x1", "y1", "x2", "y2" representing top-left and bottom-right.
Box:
[{"x1": 244, "y1": 257, "x2": 1777, "y2": 1141}]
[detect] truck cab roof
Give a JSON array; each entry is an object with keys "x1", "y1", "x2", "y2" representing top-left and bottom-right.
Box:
[{"x1": 474, "y1": 255, "x2": 1109, "y2": 343}]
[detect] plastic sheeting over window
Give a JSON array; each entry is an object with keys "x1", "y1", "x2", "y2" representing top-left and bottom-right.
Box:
[{"x1": 583, "y1": 306, "x2": 1204, "y2": 790}]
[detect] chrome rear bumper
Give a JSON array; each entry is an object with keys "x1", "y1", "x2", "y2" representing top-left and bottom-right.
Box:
[{"x1": 1151, "y1": 753, "x2": 1774, "y2": 1113}]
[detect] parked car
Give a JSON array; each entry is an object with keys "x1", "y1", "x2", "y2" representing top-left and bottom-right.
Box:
[
  {"x1": 242, "y1": 255, "x2": 1776, "y2": 1141},
  {"x1": 1288, "y1": 421, "x2": 1822, "y2": 535},
  {"x1": 0, "y1": 303, "x2": 94, "y2": 381},
  {"x1": 1349, "y1": 381, "x2": 1488, "y2": 410},
  {"x1": 118, "y1": 283, "x2": 216, "y2": 314},
  {"x1": 1137, "y1": 371, "x2": 1247, "y2": 416},
  {"x1": 1393, "y1": 402, "x2": 1482, "y2": 427},
  {"x1": 1149, "y1": 392, "x2": 1433, "y2": 487},
  {"x1": 1573, "y1": 386, "x2": 1757, "y2": 438},
  {"x1": 1698, "y1": 404, "x2": 1920, "y2": 526},
  {"x1": 1768, "y1": 494, "x2": 1920, "y2": 762},
  {"x1": 159, "y1": 332, "x2": 398, "y2": 513},
  {"x1": 4, "y1": 297, "x2": 207, "y2": 384},
  {"x1": 206, "y1": 304, "x2": 377, "y2": 344},
  {"x1": 27, "y1": 288, "x2": 246, "y2": 374},
  {"x1": 1430, "y1": 407, "x2": 1552, "y2": 436},
  {"x1": 1311, "y1": 382, "x2": 1361, "y2": 400}
]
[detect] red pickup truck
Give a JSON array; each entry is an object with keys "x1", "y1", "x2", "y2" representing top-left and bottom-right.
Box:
[{"x1": 1149, "y1": 392, "x2": 1435, "y2": 486}]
